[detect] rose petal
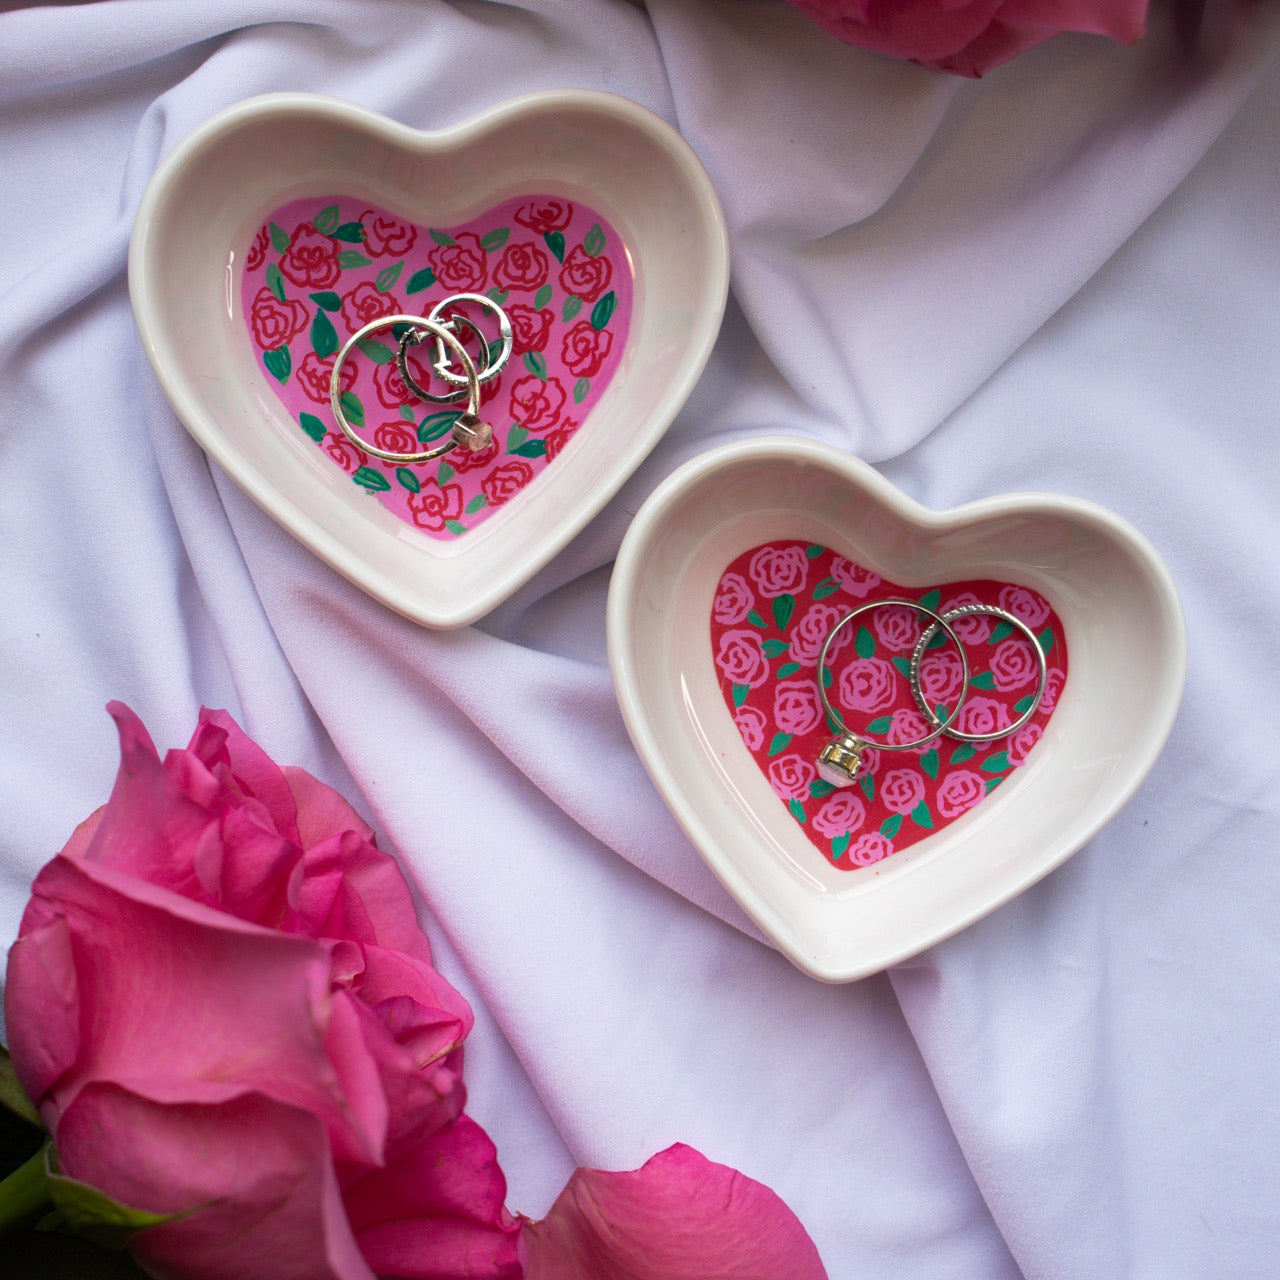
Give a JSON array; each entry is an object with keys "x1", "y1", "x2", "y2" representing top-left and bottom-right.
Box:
[
  {"x1": 193, "y1": 708, "x2": 300, "y2": 844},
  {"x1": 284, "y1": 763, "x2": 376, "y2": 848},
  {"x1": 4, "y1": 915, "x2": 80, "y2": 1110},
  {"x1": 522, "y1": 1143, "x2": 828, "y2": 1280}
]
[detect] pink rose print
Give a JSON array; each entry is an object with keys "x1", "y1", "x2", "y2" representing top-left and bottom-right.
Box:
[
  {"x1": 713, "y1": 572, "x2": 755, "y2": 627},
  {"x1": 245, "y1": 225, "x2": 269, "y2": 271},
  {"x1": 871, "y1": 603, "x2": 921, "y2": 652},
  {"x1": 990, "y1": 636, "x2": 1040, "y2": 691},
  {"x1": 748, "y1": 544, "x2": 809, "y2": 598},
  {"x1": 812, "y1": 792, "x2": 866, "y2": 839},
  {"x1": 768, "y1": 754, "x2": 816, "y2": 802},
  {"x1": 447, "y1": 433, "x2": 500, "y2": 473},
  {"x1": 507, "y1": 303, "x2": 553, "y2": 353},
  {"x1": 558, "y1": 243, "x2": 612, "y2": 302},
  {"x1": 917, "y1": 647, "x2": 965, "y2": 708},
  {"x1": 373, "y1": 357, "x2": 413, "y2": 410},
  {"x1": 953, "y1": 695, "x2": 1010, "y2": 739},
  {"x1": 936, "y1": 770, "x2": 986, "y2": 819},
  {"x1": 715, "y1": 629, "x2": 769, "y2": 688},
  {"x1": 494, "y1": 241, "x2": 550, "y2": 292},
  {"x1": 408, "y1": 478, "x2": 464, "y2": 532},
  {"x1": 789, "y1": 601, "x2": 851, "y2": 667},
  {"x1": 830, "y1": 556, "x2": 881, "y2": 598},
  {"x1": 510, "y1": 375, "x2": 567, "y2": 432},
  {"x1": 734, "y1": 705, "x2": 768, "y2": 752},
  {"x1": 1007, "y1": 722, "x2": 1043, "y2": 767},
  {"x1": 940, "y1": 593, "x2": 992, "y2": 644},
  {"x1": 322, "y1": 433, "x2": 366, "y2": 474},
  {"x1": 880, "y1": 768, "x2": 925, "y2": 816},
  {"x1": 249, "y1": 288, "x2": 308, "y2": 351},
  {"x1": 515, "y1": 198, "x2": 574, "y2": 233},
  {"x1": 561, "y1": 321, "x2": 614, "y2": 379},
  {"x1": 543, "y1": 419, "x2": 579, "y2": 461},
  {"x1": 887, "y1": 706, "x2": 933, "y2": 749},
  {"x1": 1041, "y1": 667, "x2": 1067, "y2": 713},
  {"x1": 429, "y1": 232, "x2": 487, "y2": 293},
  {"x1": 360, "y1": 209, "x2": 417, "y2": 257},
  {"x1": 340, "y1": 281, "x2": 400, "y2": 333},
  {"x1": 836, "y1": 656, "x2": 897, "y2": 715},
  {"x1": 998, "y1": 585, "x2": 1051, "y2": 630},
  {"x1": 373, "y1": 422, "x2": 417, "y2": 455},
  {"x1": 847, "y1": 832, "x2": 894, "y2": 867},
  {"x1": 481, "y1": 460, "x2": 534, "y2": 507},
  {"x1": 773, "y1": 680, "x2": 824, "y2": 737},
  {"x1": 297, "y1": 351, "x2": 355, "y2": 404},
  {"x1": 279, "y1": 222, "x2": 339, "y2": 289}
]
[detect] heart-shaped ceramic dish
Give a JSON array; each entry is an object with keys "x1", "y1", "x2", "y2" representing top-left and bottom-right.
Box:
[
  {"x1": 607, "y1": 437, "x2": 1186, "y2": 981},
  {"x1": 130, "y1": 91, "x2": 728, "y2": 627}
]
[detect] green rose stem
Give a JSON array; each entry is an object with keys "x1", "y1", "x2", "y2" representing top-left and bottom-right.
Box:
[{"x1": 0, "y1": 1146, "x2": 52, "y2": 1234}]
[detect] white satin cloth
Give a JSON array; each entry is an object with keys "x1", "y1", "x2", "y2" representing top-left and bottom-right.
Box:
[{"x1": 2, "y1": 2, "x2": 1278, "y2": 1275}]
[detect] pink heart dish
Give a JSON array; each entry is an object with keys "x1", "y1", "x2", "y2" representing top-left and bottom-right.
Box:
[
  {"x1": 130, "y1": 92, "x2": 728, "y2": 627},
  {"x1": 607, "y1": 438, "x2": 1185, "y2": 981}
]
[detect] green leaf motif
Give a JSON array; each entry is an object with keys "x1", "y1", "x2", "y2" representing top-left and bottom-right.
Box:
[
  {"x1": 465, "y1": 493, "x2": 489, "y2": 515},
  {"x1": 263, "y1": 346, "x2": 291, "y2": 384},
  {"x1": 352, "y1": 466, "x2": 390, "y2": 492},
  {"x1": 268, "y1": 221, "x2": 289, "y2": 253},
  {"x1": 298, "y1": 412, "x2": 326, "y2": 443},
  {"x1": 399, "y1": 404, "x2": 416, "y2": 422},
  {"x1": 950, "y1": 743, "x2": 978, "y2": 764},
  {"x1": 487, "y1": 288, "x2": 510, "y2": 305},
  {"x1": 969, "y1": 671, "x2": 997, "y2": 689},
  {"x1": 1038, "y1": 628, "x2": 1055, "y2": 654},
  {"x1": 989, "y1": 620, "x2": 1014, "y2": 644},
  {"x1": 309, "y1": 290, "x2": 341, "y2": 312},
  {"x1": 767, "y1": 732, "x2": 793, "y2": 757},
  {"x1": 910, "y1": 801, "x2": 934, "y2": 830},
  {"x1": 419, "y1": 412, "x2": 460, "y2": 443},
  {"x1": 395, "y1": 468, "x2": 421, "y2": 493},
  {"x1": 590, "y1": 290, "x2": 616, "y2": 331},
  {"x1": 313, "y1": 204, "x2": 340, "y2": 236},
  {"x1": 430, "y1": 228, "x2": 456, "y2": 247},
  {"x1": 747, "y1": 608, "x2": 767, "y2": 629},
  {"x1": 332, "y1": 221, "x2": 366, "y2": 243},
  {"x1": 920, "y1": 748, "x2": 939, "y2": 779},
  {"x1": 506, "y1": 423, "x2": 530, "y2": 453},
  {"x1": 523, "y1": 350, "x2": 548, "y2": 380},
  {"x1": 776, "y1": 662, "x2": 802, "y2": 680},
  {"x1": 892, "y1": 656, "x2": 913, "y2": 678},
  {"x1": 437, "y1": 462, "x2": 455, "y2": 485},
  {"x1": 445, "y1": 519, "x2": 468, "y2": 536},
  {"x1": 917, "y1": 588, "x2": 941, "y2": 612},
  {"x1": 732, "y1": 683, "x2": 749, "y2": 708},
  {"x1": 822, "y1": 665, "x2": 834, "y2": 688},
  {"x1": 981, "y1": 752, "x2": 1011, "y2": 774},
  {"x1": 583, "y1": 222, "x2": 606, "y2": 257},
  {"x1": 562, "y1": 294, "x2": 582, "y2": 322},
  {"x1": 544, "y1": 230, "x2": 566, "y2": 262},
  {"x1": 855, "y1": 626, "x2": 875, "y2": 659},
  {"x1": 985, "y1": 777, "x2": 1005, "y2": 794},
  {"x1": 832, "y1": 832, "x2": 851, "y2": 859},
  {"x1": 1013, "y1": 693, "x2": 1038, "y2": 715},
  {"x1": 762, "y1": 638, "x2": 789, "y2": 657},
  {"x1": 339, "y1": 390, "x2": 364, "y2": 427},
  {"x1": 265, "y1": 262, "x2": 286, "y2": 303},
  {"x1": 311, "y1": 309, "x2": 338, "y2": 359},
  {"x1": 810, "y1": 779, "x2": 836, "y2": 799},
  {"x1": 356, "y1": 337, "x2": 395, "y2": 365},
  {"x1": 772, "y1": 593, "x2": 795, "y2": 632},
  {"x1": 338, "y1": 250, "x2": 372, "y2": 269},
  {"x1": 405, "y1": 267, "x2": 437, "y2": 295},
  {"x1": 859, "y1": 773, "x2": 875, "y2": 801},
  {"x1": 375, "y1": 262, "x2": 403, "y2": 293},
  {"x1": 881, "y1": 813, "x2": 903, "y2": 840},
  {"x1": 534, "y1": 283, "x2": 553, "y2": 310},
  {"x1": 573, "y1": 377, "x2": 590, "y2": 404},
  {"x1": 805, "y1": 544, "x2": 825, "y2": 559},
  {"x1": 865, "y1": 716, "x2": 893, "y2": 735},
  {"x1": 481, "y1": 227, "x2": 510, "y2": 252},
  {"x1": 788, "y1": 798, "x2": 806, "y2": 824},
  {"x1": 813, "y1": 577, "x2": 840, "y2": 601},
  {"x1": 512, "y1": 440, "x2": 547, "y2": 458}
]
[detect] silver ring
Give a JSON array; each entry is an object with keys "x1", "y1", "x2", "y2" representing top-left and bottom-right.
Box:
[
  {"x1": 816, "y1": 599, "x2": 969, "y2": 787},
  {"x1": 909, "y1": 604, "x2": 1048, "y2": 743},
  {"x1": 397, "y1": 314, "x2": 491, "y2": 405},
  {"x1": 427, "y1": 293, "x2": 513, "y2": 388},
  {"x1": 329, "y1": 315, "x2": 488, "y2": 464}
]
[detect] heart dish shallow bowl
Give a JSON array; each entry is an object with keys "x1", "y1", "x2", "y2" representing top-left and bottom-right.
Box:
[
  {"x1": 607, "y1": 437, "x2": 1186, "y2": 982},
  {"x1": 130, "y1": 91, "x2": 728, "y2": 628}
]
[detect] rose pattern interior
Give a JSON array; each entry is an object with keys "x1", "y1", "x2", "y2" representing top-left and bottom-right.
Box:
[
  {"x1": 241, "y1": 195, "x2": 632, "y2": 539},
  {"x1": 711, "y1": 541, "x2": 1069, "y2": 869}
]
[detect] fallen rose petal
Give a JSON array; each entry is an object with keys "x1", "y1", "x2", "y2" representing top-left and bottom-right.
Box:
[{"x1": 521, "y1": 1143, "x2": 828, "y2": 1280}]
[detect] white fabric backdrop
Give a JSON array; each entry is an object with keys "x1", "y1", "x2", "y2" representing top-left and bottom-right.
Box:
[{"x1": 2, "y1": 0, "x2": 1279, "y2": 1275}]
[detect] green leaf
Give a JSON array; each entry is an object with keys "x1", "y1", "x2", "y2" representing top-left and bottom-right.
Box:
[
  {"x1": 805, "y1": 544, "x2": 824, "y2": 558},
  {"x1": 920, "y1": 748, "x2": 939, "y2": 779},
  {"x1": 810, "y1": 779, "x2": 836, "y2": 799},
  {"x1": 313, "y1": 204, "x2": 340, "y2": 236},
  {"x1": 437, "y1": 462, "x2": 455, "y2": 485},
  {"x1": 917, "y1": 588, "x2": 941, "y2": 612},
  {"x1": 776, "y1": 662, "x2": 802, "y2": 680},
  {"x1": 47, "y1": 1147, "x2": 182, "y2": 1249},
  {"x1": 534, "y1": 283, "x2": 553, "y2": 309},
  {"x1": 573, "y1": 377, "x2": 590, "y2": 404},
  {"x1": 544, "y1": 230, "x2": 566, "y2": 262},
  {"x1": 356, "y1": 337, "x2": 395, "y2": 365},
  {"x1": 332, "y1": 221, "x2": 366, "y2": 243},
  {"x1": 981, "y1": 752, "x2": 1011, "y2": 774},
  {"x1": 865, "y1": 716, "x2": 893, "y2": 734},
  {"x1": 487, "y1": 288, "x2": 510, "y2": 305},
  {"x1": 590, "y1": 290, "x2": 616, "y2": 330},
  {"x1": 405, "y1": 267, "x2": 437, "y2": 295},
  {"x1": 1038, "y1": 628, "x2": 1055, "y2": 654},
  {"x1": 0, "y1": 1047, "x2": 41, "y2": 1130},
  {"x1": 480, "y1": 226, "x2": 510, "y2": 252},
  {"x1": 762, "y1": 638, "x2": 789, "y2": 657},
  {"x1": 1014, "y1": 694, "x2": 1038, "y2": 715},
  {"x1": 464, "y1": 493, "x2": 489, "y2": 514},
  {"x1": 311, "y1": 309, "x2": 338, "y2": 359},
  {"x1": 813, "y1": 577, "x2": 840, "y2": 600},
  {"x1": 767, "y1": 732, "x2": 793, "y2": 757},
  {"x1": 375, "y1": 262, "x2": 403, "y2": 293},
  {"x1": 772, "y1": 593, "x2": 795, "y2": 632},
  {"x1": 859, "y1": 773, "x2": 875, "y2": 801},
  {"x1": 309, "y1": 290, "x2": 341, "y2": 312},
  {"x1": 512, "y1": 440, "x2": 547, "y2": 458},
  {"x1": 399, "y1": 404, "x2": 416, "y2": 422},
  {"x1": 910, "y1": 801, "x2": 934, "y2": 829},
  {"x1": 265, "y1": 262, "x2": 286, "y2": 302},
  {"x1": 444, "y1": 519, "x2": 468, "y2": 536},
  {"x1": 732, "y1": 683, "x2": 749, "y2": 708},
  {"x1": 985, "y1": 777, "x2": 1005, "y2": 794},
  {"x1": 506, "y1": 423, "x2": 530, "y2": 453},
  {"x1": 298, "y1": 412, "x2": 326, "y2": 442},
  {"x1": 989, "y1": 620, "x2": 1014, "y2": 644},
  {"x1": 268, "y1": 220, "x2": 289, "y2": 253},
  {"x1": 787, "y1": 798, "x2": 806, "y2": 824},
  {"x1": 832, "y1": 832, "x2": 851, "y2": 859},
  {"x1": 562, "y1": 294, "x2": 582, "y2": 321},
  {"x1": 950, "y1": 743, "x2": 978, "y2": 764},
  {"x1": 262, "y1": 346, "x2": 291, "y2": 384},
  {"x1": 419, "y1": 411, "x2": 460, "y2": 443},
  {"x1": 822, "y1": 664, "x2": 834, "y2": 688},
  {"x1": 969, "y1": 671, "x2": 997, "y2": 689},
  {"x1": 892, "y1": 656, "x2": 912, "y2": 677},
  {"x1": 583, "y1": 222, "x2": 606, "y2": 257},
  {"x1": 395, "y1": 467, "x2": 421, "y2": 493},
  {"x1": 523, "y1": 350, "x2": 548, "y2": 380},
  {"x1": 880, "y1": 813, "x2": 902, "y2": 840},
  {"x1": 430, "y1": 228, "x2": 456, "y2": 246},
  {"x1": 338, "y1": 250, "x2": 372, "y2": 269},
  {"x1": 339, "y1": 389, "x2": 364, "y2": 427},
  {"x1": 746, "y1": 608, "x2": 767, "y2": 629},
  {"x1": 855, "y1": 626, "x2": 874, "y2": 659},
  {"x1": 352, "y1": 466, "x2": 390, "y2": 492}
]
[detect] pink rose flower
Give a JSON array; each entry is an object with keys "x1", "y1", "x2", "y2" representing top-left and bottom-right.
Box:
[
  {"x1": 829, "y1": 556, "x2": 881, "y2": 599},
  {"x1": 812, "y1": 792, "x2": 866, "y2": 839},
  {"x1": 846, "y1": 831, "x2": 894, "y2": 867},
  {"x1": 783, "y1": 0, "x2": 1147, "y2": 78},
  {"x1": 871, "y1": 603, "x2": 921, "y2": 653},
  {"x1": 280, "y1": 221, "x2": 339, "y2": 288},
  {"x1": 837, "y1": 656, "x2": 897, "y2": 715},
  {"x1": 748, "y1": 544, "x2": 809, "y2": 598},
  {"x1": 1007, "y1": 721, "x2": 1043, "y2": 767},
  {"x1": 734, "y1": 704, "x2": 768, "y2": 752},
  {"x1": 998, "y1": 584, "x2": 1051, "y2": 631},
  {"x1": 768, "y1": 753, "x2": 816, "y2": 802},
  {"x1": 1041, "y1": 667, "x2": 1067, "y2": 713},
  {"x1": 715, "y1": 629, "x2": 769, "y2": 688},
  {"x1": 936, "y1": 769, "x2": 986, "y2": 818},
  {"x1": 917, "y1": 646, "x2": 965, "y2": 708},
  {"x1": 953, "y1": 695, "x2": 1010, "y2": 739},
  {"x1": 773, "y1": 679, "x2": 824, "y2": 738},
  {"x1": 940, "y1": 593, "x2": 992, "y2": 645},
  {"x1": 880, "y1": 768, "x2": 925, "y2": 816},
  {"x1": 561, "y1": 320, "x2": 614, "y2": 378},
  {"x1": 429, "y1": 232, "x2": 488, "y2": 293},
  {"x1": 887, "y1": 706, "x2": 934, "y2": 751},
  {"x1": 249, "y1": 287, "x2": 308, "y2": 350},
  {"x1": 990, "y1": 636, "x2": 1040, "y2": 690},
  {"x1": 789, "y1": 601, "x2": 851, "y2": 667},
  {"x1": 713, "y1": 572, "x2": 756, "y2": 626}
]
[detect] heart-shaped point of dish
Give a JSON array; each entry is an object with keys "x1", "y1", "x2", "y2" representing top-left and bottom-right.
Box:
[
  {"x1": 131, "y1": 91, "x2": 728, "y2": 627},
  {"x1": 607, "y1": 438, "x2": 1185, "y2": 982}
]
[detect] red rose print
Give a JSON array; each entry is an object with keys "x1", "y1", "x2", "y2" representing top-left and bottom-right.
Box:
[
  {"x1": 789, "y1": 602, "x2": 852, "y2": 667},
  {"x1": 836, "y1": 656, "x2": 897, "y2": 715},
  {"x1": 733, "y1": 705, "x2": 767, "y2": 752},
  {"x1": 940, "y1": 593, "x2": 992, "y2": 644},
  {"x1": 481, "y1": 460, "x2": 534, "y2": 507},
  {"x1": 249, "y1": 288, "x2": 309, "y2": 351},
  {"x1": 408, "y1": 478, "x2": 464, "y2": 532},
  {"x1": 297, "y1": 351, "x2": 355, "y2": 404},
  {"x1": 373, "y1": 358, "x2": 413, "y2": 410},
  {"x1": 871, "y1": 604, "x2": 920, "y2": 652},
  {"x1": 280, "y1": 222, "x2": 339, "y2": 288},
  {"x1": 953, "y1": 695, "x2": 1009, "y2": 739},
  {"x1": 515, "y1": 199, "x2": 574, "y2": 234},
  {"x1": 830, "y1": 556, "x2": 881, "y2": 599},
  {"x1": 998, "y1": 585, "x2": 1051, "y2": 631},
  {"x1": 558, "y1": 244, "x2": 612, "y2": 302},
  {"x1": 322, "y1": 433, "x2": 366, "y2": 474},
  {"x1": 748, "y1": 544, "x2": 809, "y2": 598},
  {"x1": 507, "y1": 304, "x2": 553, "y2": 353},
  {"x1": 543, "y1": 419, "x2": 579, "y2": 462},
  {"x1": 341, "y1": 282, "x2": 401, "y2": 334},
  {"x1": 773, "y1": 680, "x2": 823, "y2": 737},
  {"x1": 715, "y1": 630, "x2": 768, "y2": 688},
  {"x1": 447, "y1": 433, "x2": 499, "y2": 473},
  {"x1": 360, "y1": 210, "x2": 417, "y2": 257},
  {"x1": 510, "y1": 375, "x2": 566, "y2": 433},
  {"x1": 429, "y1": 233, "x2": 488, "y2": 293},
  {"x1": 713, "y1": 573, "x2": 755, "y2": 627},
  {"x1": 560, "y1": 321, "x2": 614, "y2": 379},
  {"x1": 768, "y1": 754, "x2": 815, "y2": 802},
  {"x1": 880, "y1": 768, "x2": 925, "y2": 816},
  {"x1": 917, "y1": 647, "x2": 965, "y2": 708},
  {"x1": 847, "y1": 832, "x2": 894, "y2": 867},
  {"x1": 246, "y1": 225, "x2": 270, "y2": 271},
  {"x1": 373, "y1": 422, "x2": 417, "y2": 455},
  {"x1": 936, "y1": 770, "x2": 986, "y2": 819},
  {"x1": 493, "y1": 241, "x2": 549, "y2": 292},
  {"x1": 812, "y1": 792, "x2": 866, "y2": 840},
  {"x1": 990, "y1": 636, "x2": 1040, "y2": 690},
  {"x1": 1007, "y1": 722, "x2": 1043, "y2": 767}
]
